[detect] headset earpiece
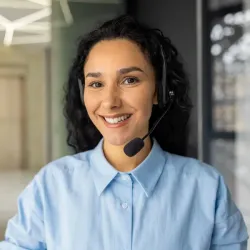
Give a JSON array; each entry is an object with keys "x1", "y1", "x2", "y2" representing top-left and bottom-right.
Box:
[
  {"x1": 159, "y1": 45, "x2": 167, "y2": 108},
  {"x1": 158, "y1": 44, "x2": 175, "y2": 108}
]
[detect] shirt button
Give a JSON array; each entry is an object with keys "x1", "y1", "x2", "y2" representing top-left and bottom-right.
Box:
[
  {"x1": 121, "y1": 202, "x2": 128, "y2": 209},
  {"x1": 121, "y1": 175, "x2": 130, "y2": 181}
]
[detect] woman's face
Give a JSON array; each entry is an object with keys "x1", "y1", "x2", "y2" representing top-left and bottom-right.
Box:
[{"x1": 83, "y1": 39, "x2": 157, "y2": 146}]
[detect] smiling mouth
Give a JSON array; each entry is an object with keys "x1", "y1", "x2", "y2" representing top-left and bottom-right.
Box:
[{"x1": 101, "y1": 114, "x2": 132, "y2": 125}]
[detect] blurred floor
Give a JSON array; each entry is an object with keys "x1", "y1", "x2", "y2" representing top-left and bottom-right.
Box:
[{"x1": 0, "y1": 170, "x2": 35, "y2": 240}]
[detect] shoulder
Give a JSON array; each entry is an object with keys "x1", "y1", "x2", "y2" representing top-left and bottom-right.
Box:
[
  {"x1": 33, "y1": 150, "x2": 94, "y2": 188},
  {"x1": 13, "y1": 150, "x2": 96, "y2": 218},
  {"x1": 165, "y1": 152, "x2": 222, "y2": 187},
  {"x1": 162, "y1": 153, "x2": 224, "y2": 203},
  {"x1": 165, "y1": 153, "x2": 249, "y2": 244}
]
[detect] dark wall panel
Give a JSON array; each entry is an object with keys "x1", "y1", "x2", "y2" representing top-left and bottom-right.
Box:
[{"x1": 127, "y1": 0, "x2": 198, "y2": 157}]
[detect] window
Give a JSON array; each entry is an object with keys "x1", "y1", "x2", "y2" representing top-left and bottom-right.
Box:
[{"x1": 207, "y1": 0, "x2": 250, "y2": 234}]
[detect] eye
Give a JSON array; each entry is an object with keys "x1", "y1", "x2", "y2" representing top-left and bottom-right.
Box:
[
  {"x1": 89, "y1": 82, "x2": 103, "y2": 88},
  {"x1": 123, "y1": 77, "x2": 139, "y2": 85}
]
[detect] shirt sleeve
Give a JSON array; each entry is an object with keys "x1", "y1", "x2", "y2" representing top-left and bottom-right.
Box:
[
  {"x1": 0, "y1": 174, "x2": 46, "y2": 250},
  {"x1": 210, "y1": 175, "x2": 249, "y2": 250}
]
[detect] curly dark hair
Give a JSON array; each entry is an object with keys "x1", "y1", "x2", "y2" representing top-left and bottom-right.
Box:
[{"x1": 64, "y1": 15, "x2": 192, "y2": 155}]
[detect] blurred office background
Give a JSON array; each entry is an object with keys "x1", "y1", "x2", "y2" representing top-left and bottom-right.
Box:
[{"x1": 0, "y1": 0, "x2": 249, "y2": 245}]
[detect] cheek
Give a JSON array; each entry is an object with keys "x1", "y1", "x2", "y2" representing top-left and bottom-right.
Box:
[{"x1": 130, "y1": 89, "x2": 154, "y2": 118}]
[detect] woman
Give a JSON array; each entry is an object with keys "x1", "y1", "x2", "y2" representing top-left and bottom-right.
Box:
[{"x1": 0, "y1": 15, "x2": 248, "y2": 250}]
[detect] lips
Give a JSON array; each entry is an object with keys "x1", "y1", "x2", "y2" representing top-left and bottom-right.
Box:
[
  {"x1": 104, "y1": 114, "x2": 131, "y2": 124},
  {"x1": 100, "y1": 114, "x2": 132, "y2": 128},
  {"x1": 102, "y1": 113, "x2": 132, "y2": 119}
]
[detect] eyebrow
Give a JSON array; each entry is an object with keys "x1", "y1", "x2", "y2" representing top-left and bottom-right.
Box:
[
  {"x1": 85, "y1": 72, "x2": 101, "y2": 78},
  {"x1": 118, "y1": 66, "x2": 145, "y2": 75},
  {"x1": 85, "y1": 66, "x2": 145, "y2": 78}
]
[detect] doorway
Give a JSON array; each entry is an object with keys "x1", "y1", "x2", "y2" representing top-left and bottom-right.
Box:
[{"x1": 0, "y1": 75, "x2": 25, "y2": 171}]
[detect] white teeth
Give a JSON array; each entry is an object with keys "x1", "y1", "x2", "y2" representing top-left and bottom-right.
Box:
[{"x1": 104, "y1": 114, "x2": 131, "y2": 124}]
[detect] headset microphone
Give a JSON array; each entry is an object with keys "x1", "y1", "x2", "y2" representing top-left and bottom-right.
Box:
[{"x1": 123, "y1": 91, "x2": 174, "y2": 157}]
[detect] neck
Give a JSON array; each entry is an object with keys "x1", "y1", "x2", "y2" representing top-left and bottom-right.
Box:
[{"x1": 103, "y1": 137, "x2": 152, "y2": 172}]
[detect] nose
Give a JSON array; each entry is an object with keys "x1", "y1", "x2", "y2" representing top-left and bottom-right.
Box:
[{"x1": 101, "y1": 84, "x2": 122, "y2": 110}]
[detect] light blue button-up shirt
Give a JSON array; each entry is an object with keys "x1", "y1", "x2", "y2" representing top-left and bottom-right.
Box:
[{"x1": 0, "y1": 138, "x2": 248, "y2": 250}]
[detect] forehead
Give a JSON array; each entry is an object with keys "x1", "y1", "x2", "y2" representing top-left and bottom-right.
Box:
[{"x1": 84, "y1": 39, "x2": 151, "y2": 72}]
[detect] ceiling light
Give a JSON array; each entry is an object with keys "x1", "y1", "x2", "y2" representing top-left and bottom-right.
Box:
[
  {"x1": 59, "y1": 0, "x2": 73, "y2": 24},
  {"x1": 0, "y1": 0, "x2": 43, "y2": 9},
  {"x1": 0, "y1": 14, "x2": 11, "y2": 28},
  {"x1": 12, "y1": 8, "x2": 51, "y2": 29},
  {"x1": 4, "y1": 27, "x2": 14, "y2": 46},
  {"x1": 1, "y1": 8, "x2": 51, "y2": 46}
]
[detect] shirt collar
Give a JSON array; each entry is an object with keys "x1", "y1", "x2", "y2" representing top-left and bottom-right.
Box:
[{"x1": 89, "y1": 138, "x2": 166, "y2": 197}]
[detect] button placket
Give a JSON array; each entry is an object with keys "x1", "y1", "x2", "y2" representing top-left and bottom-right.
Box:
[{"x1": 113, "y1": 174, "x2": 133, "y2": 250}]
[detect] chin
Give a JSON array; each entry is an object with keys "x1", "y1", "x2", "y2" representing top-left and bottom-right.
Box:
[{"x1": 104, "y1": 134, "x2": 132, "y2": 147}]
